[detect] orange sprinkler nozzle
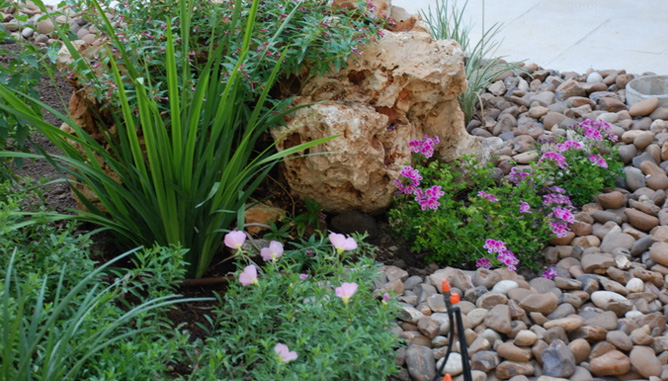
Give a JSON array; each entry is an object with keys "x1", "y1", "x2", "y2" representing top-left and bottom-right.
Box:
[
  {"x1": 450, "y1": 293, "x2": 460, "y2": 305},
  {"x1": 442, "y1": 374, "x2": 452, "y2": 381},
  {"x1": 441, "y1": 280, "x2": 451, "y2": 293}
]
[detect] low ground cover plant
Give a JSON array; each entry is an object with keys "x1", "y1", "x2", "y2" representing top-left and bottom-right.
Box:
[{"x1": 389, "y1": 119, "x2": 623, "y2": 270}]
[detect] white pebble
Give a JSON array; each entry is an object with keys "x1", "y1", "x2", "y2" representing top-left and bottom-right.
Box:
[
  {"x1": 491, "y1": 280, "x2": 519, "y2": 294},
  {"x1": 626, "y1": 277, "x2": 644, "y2": 293},
  {"x1": 587, "y1": 72, "x2": 604, "y2": 83}
]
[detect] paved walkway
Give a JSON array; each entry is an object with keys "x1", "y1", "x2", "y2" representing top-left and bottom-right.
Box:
[{"x1": 392, "y1": 0, "x2": 668, "y2": 75}]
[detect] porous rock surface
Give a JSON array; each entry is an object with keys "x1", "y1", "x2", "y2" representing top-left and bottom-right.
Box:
[
  {"x1": 272, "y1": 17, "x2": 479, "y2": 214},
  {"x1": 370, "y1": 62, "x2": 668, "y2": 380}
]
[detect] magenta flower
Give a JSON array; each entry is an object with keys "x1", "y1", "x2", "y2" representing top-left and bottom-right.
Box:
[
  {"x1": 416, "y1": 185, "x2": 445, "y2": 210},
  {"x1": 556, "y1": 140, "x2": 584, "y2": 152},
  {"x1": 497, "y1": 249, "x2": 519, "y2": 271},
  {"x1": 589, "y1": 153, "x2": 608, "y2": 169},
  {"x1": 478, "y1": 191, "x2": 498, "y2": 202},
  {"x1": 224, "y1": 230, "x2": 246, "y2": 250},
  {"x1": 382, "y1": 292, "x2": 392, "y2": 302},
  {"x1": 409, "y1": 135, "x2": 440, "y2": 159},
  {"x1": 552, "y1": 207, "x2": 575, "y2": 224},
  {"x1": 539, "y1": 152, "x2": 568, "y2": 169},
  {"x1": 274, "y1": 343, "x2": 298, "y2": 363},
  {"x1": 542, "y1": 267, "x2": 558, "y2": 279},
  {"x1": 335, "y1": 282, "x2": 359, "y2": 304},
  {"x1": 260, "y1": 241, "x2": 284, "y2": 262},
  {"x1": 483, "y1": 239, "x2": 507, "y2": 254},
  {"x1": 329, "y1": 233, "x2": 358, "y2": 254},
  {"x1": 550, "y1": 221, "x2": 569, "y2": 238},
  {"x1": 239, "y1": 265, "x2": 258, "y2": 286},
  {"x1": 395, "y1": 166, "x2": 423, "y2": 195},
  {"x1": 299, "y1": 273, "x2": 309, "y2": 281},
  {"x1": 475, "y1": 258, "x2": 492, "y2": 269},
  {"x1": 519, "y1": 201, "x2": 531, "y2": 213}
]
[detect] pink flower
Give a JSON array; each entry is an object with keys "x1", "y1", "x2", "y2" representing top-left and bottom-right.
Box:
[
  {"x1": 416, "y1": 185, "x2": 445, "y2": 210},
  {"x1": 550, "y1": 221, "x2": 569, "y2": 238},
  {"x1": 260, "y1": 241, "x2": 284, "y2": 262},
  {"x1": 483, "y1": 239, "x2": 507, "y2": 254},
  {"x1": 478, "y1": 191, "x2": 498, "y2": 202},
  {"x1": 552, "y1": 207, "x2": 575, "y2": 224},
  {"x1": 239, "y1": 265, "x2": 258, "y2": 286},
  {"x1": 299, "y1": 273, "x2": 309, "y2": 281},
  {"x1": 274, "y1": 343, "x2": 298, "y2": 363},
  {"x1": 224, "y1": 230, "x2": 246, "y2": 250},
  {"x1": 335, "y1": 282, "x2": 358, "y2": 304},
  {"x1": 589, "y1": 153, "x2": 608, "y2": 169},
  {"x1": 519, "y1": 201, "x2": 531, "y2": 213},
  {"x1": 556, "y1": 140, "x2": 584, "y2": 152},
  {"x1": 382, "y1": 292, "x2": 392, "y2": 302},
  {"x1": 329, "y1": 233, "x2": 358, "y2": 254},
  {"x1": 476, "y1": 258, "x2": 492, "y2": 269},
  {"x1": 409, "y1": 135, "x2": 440, "y2": 159},
  {"x1": 542, "y1": 268, "x2": 558, "y2": 279},
  {"x1": 497, "y1": 249, "x2": 519, "y2": 271},
  {"x1": 395, "y1": 166, "x2": 423, "y2": 195},
  {"x1": 539, "y1": 152, "x2": 568, "y2": 169}
]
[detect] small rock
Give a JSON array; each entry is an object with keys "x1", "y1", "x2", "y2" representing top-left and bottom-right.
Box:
[
  {"x1": 589, "y1": 349, "x2": 631, "y2": 376},
  {"x1": 541, "y1": 339, "x2": 576, "y2": 378},
  {"x1": 519, "y1": 292, "x2": 558, "y2": 315},
  {"x1": 630, "y1": 96, "x2": 660, "y2": 117},
  {"x1": 591, "y1": 290, "x2": 629, "y2": 309},
  {"x1": 629, "y1": 345, "x2": 662, "y2": 377},
  {"x1": 405, "y1": 344, "x2": 435, "y2": 381}
]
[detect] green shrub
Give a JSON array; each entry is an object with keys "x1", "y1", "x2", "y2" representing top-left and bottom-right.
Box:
[
  {"x1": 389, "y1": 121, "x2": 623, "y2": 269},
  {"x1": 389, "y1": 153, "x2": 553, "y2": 268},
  {"x1": 0, "y1": 179, "x2": 207, "y2": 380},
  {"x1": 187, "y1": 232, "x2": 401, "y2": 380}
]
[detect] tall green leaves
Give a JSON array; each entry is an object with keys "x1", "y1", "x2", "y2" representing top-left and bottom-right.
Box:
[{"x1": 0, "y1": 0, "x2": 333, "y2": 278}]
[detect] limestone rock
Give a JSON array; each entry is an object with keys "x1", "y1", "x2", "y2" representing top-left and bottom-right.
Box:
[{"x1": 273, "y1": 27, "x2": 477, "y2": 213}]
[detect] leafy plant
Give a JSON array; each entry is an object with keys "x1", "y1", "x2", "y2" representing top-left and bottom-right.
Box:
[
  {"x1": 421, "y1": 0, "x2": 523, "y2": 123},
  {"x1": 389, "y1": 122, "x2": 623, "y2": 269},
  {"x1": 185, "y1": 231, "x2": 401, "y2": 380},
  {"x1": 0, "y1": 0, "x2": 336, "y2": 278},
  {"x1": 389, "y1": 153, "x2": 553, "y2": 268}
]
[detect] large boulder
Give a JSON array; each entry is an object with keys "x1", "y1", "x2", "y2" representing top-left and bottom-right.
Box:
[{"x1": 272, "y1": 17, "x2": 479, "y2": 214}]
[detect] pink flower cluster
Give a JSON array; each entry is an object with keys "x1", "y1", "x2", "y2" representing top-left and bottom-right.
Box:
[
  {"x1": 409, "y1": 135, "x2": 440, "y2": 159},
  {"x1": 576, "y1": 119, "x2": 617, "y2": 142},
  {"x1": 519, "y1": 201, "x2": 531, "y2": 214},
  {"x1": 543, "y1": 190, "x2": 575, "y2": 238},
  {"x1": 556, "y1": 140, "x2": 584, "y2": 152},
  {"x1": 395, "y1": 166, "x2": 422, "y2": 195},
  {"x1": 589, "y1": 153, "x2": 608, "y2": 169},
  {"x1": 539, "y1": 152, "x2": 568, "y2": 169},
  {"x1": 415, "y1": 185, "x2": 445, "y2": 210},
  {"x1": 481, "y1": 239, "x2": 519, "y2": 271},
  {"x1": 478, "y1": 191, "x2": 498, "y2": 202}
]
